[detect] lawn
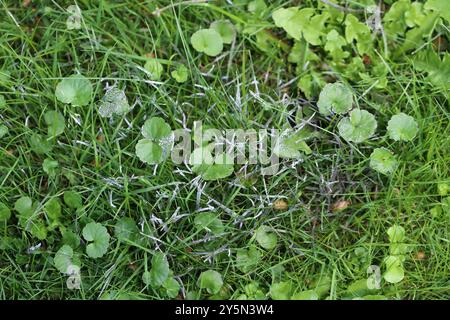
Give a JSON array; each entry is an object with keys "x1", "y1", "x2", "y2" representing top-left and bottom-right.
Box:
[{"x1": 0, "y1": 0, "x2": 449, "y2": 300}]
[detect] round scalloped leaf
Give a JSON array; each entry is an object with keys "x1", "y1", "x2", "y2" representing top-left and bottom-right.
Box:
[
  {"x1": 55, "y1": 74, "x2": 93, "y2": 106},
  {"x1": 198, "y1": 270, "x2": 223, "y2": 294},
  {"x1": 44, "y1": 110, "x2": 65, "y2": 137},
  {"x1": 338, "y1": 109, "x2": 377, "y2": 143},
  {"x1": 317, "y1": 82, "x2": 353, "y2": 115},
  {"x1": 194, "y1": 212, "x2": 224, "y2": 235},
  {"x1": 387, "y1": 113, "x2": 418, "y2": 141},
  {"x1": 369, "y1": 148, "x2": 397, "y2": 175},
  {"x1": 171, "y1": 64, "x2": 188, "y2": 83},
  {"x1": 114, "y1": 217, "x2": 139, "y2": 242},
  {"x1": 255, "y1": 226, "x2": 277, "y2": 250},
  {"x1": 210, "y1": 20, "x2": 236, "y2": 44},
  {"x1": 143, "y1": 253, "x2": 170, "y2": 288},
  {"x1": 64, "y1": 191, "x2": 83, "y2": 209},
  {"x1": 144, "y1": 59, "x2": 163, "y2": 81},
  {"x1": 98, "y1": 87, "x2": 130, "y2": 118},
  {"x1": 191, "y1": 29, "x2": 223, "y2": 57},
  {"x1": 82, "y1": 222, "x2": 110, "y2": 258},
  {"x1": 141, "y1": 117, "x2": 172, "y2": 140},
  {"x1": 135, "y1": 139, "x2": 164, "y2": 164},
  {"x1": 54, "y1": 245, "x2": 80, "y2": 274},
  {"x1": 190, "y1": 149, "x2": 234, "y2": 180},
  {"x1": 387, "y1": 225, "x2": 405, "y2": 243}
]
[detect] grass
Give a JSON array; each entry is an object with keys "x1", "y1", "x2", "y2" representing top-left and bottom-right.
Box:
[{"x1": 0, "y1": 0, "x2": 449, "y2": 300}]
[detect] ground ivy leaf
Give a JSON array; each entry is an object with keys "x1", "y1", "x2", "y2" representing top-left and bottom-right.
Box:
[
  {"x1": 210, "y1": 20, "x2": 236, "y2": 44},
  {"x1": 171, "y1": 64, "x2": 189, "y2": 83},
  {"x1": 317, "y1": 82, "x2": 353, "y2": 115},
  {"x1": 369, "y1": 148, "x2": 397, "y2": 175},
  {"x1": 198, "y1": 270, "x2": 223, "y2": 294},
  {"x1": 338, "y1": 109, "x2": 377, "y2": 143},
  {"x1": 55, "y1": 74, "x2": 93, "y2": 107},
  {"x1": 194, "y1": 212, "x2": 224, "y2": 235},
  {"x1": 144, "y1": 59, "x2": 163, "y2": 81},
  {"x1": 191, "y1": 29, "x2": 224, "y2": 57},
  {"x1": 387, "y1": 113, "x2": 419, "y2": 141},
  {"x1": 64, "y1": 191, "x2": 83, "y2": 209},
  {"x1": 147, "y1": 252, "x2": 170, "y2": 288},
  {"x1": 82, "y1": 222, "x2": 110, "y2": 258},
  {"x1": 0, "y1": 202, "x2": 11, "y2": 221},
  {"x1": 44, "y1": 110, "x2": 65, "y2": 137},
  {"x1": 255, "y1": 226, "x2": 277, "y2": 250}
]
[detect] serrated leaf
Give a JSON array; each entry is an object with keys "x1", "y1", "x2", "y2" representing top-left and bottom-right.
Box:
[
  {"x1": 82, "y1": 222, "x2": 110, "y2": 258},
  {"x1": 171, "y1": 64, "x2": 189, "y2": 83},
  {"x1": 369, "y1": 148, "x2": 397, "y2": 175},
  {"x1": 387, "y1": 113, "x2": 418, "y2": 141},
  {"x1": 317, "y1": 83, "x2": 353, "y2": 115},
  {"x1": 338, "y1": 109, "x2": 377, "y2": 143},
  {"x1": 141, "y1": 117, "x2": 172, "y2": 140},
  {"x1": 64, "y1": 191, "x2": 83, "y2": 209}
]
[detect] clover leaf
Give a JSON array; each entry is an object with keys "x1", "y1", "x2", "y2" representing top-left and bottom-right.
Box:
[
  {"x1": 144, "y1": 59, "x2": 163, "y2": 81},
  {"x1": 369, "y1": 148, "x2": 397, "y2": 175},
  {"x1": 255, "y1": 225, "x2": 277, "y2": 250},
  {"x1": 194, "y1": 212, "x2": 224, "y2": 235},
  {"x1": 98, "y1": 87, "x2": 130, "y2": 118},
  {"x1": 383, "y1": 255, "x2": 405, "y2": 284},
  {"x1": 0, "y1": 202, "x2": 11, "y2": 221},
  {"x1": 210, "y1": 20, "x2": 236, "y2": 44},
  {"x1": 317, "y1": 83, "x2": 353, "y2": 115},
  {"x1": 387, "y1": 113, "x2": 419, "y2": 141},
  {"x1": 191, "y1": 29, "x2": 223, "y2": 57},
  {"x1": 143, "y1": 252, "x2": 170, "y2": 288},
  {"x1": 198, "y1": 270, "x2": 223, "y2": 294},
  {"x1": 64, "y1": 191, "x2": 83, "y2": 209},
  {"x1": 136, "y1": 117, "x2": 173, "y2": 165},
  {"x1": 54, "y1": 245, "x2": 80, "y2": 274},
  {"x1": 190, "y1": 147, "x2": 234, "y2": 181},
  {"x1": 55, "y1": 74, "x2": 93, "y2": 107},
  {"x1": 82, "y1": 222, "x2": 110, "y2": 258},
  {"x1": 171, "y1": 64, "x2": 188, "y2": 83},
  {"x1": 338, "y1": 109, "x2": 377, "y2": 143}
]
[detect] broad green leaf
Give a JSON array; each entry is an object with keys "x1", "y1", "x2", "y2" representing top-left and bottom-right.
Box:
[
  {"x1": 198, "y1": 270, "x2": 223, "y2": 294},
  {"x1": 317, "y1": 83, "x2": 353, "y2": 115},
  {"x1": 291, "y1": 289, "x2": 319, "y2": 300},
  {"x1": 44, "y1": 110, "x2": 65, "y2": 137},
  {"x1": 399, "y1": 12, "x2": 439, "y2": 53},
  {"x1": 191, "y1": 29, "x2": 223, "y2": 57},
  {"x1": 413, "y1": 50, "x2": 450, "y2": 90},
  {"x1": 369, "y1": 148, "x2": 397, "y2": 175},
  {"x1": 146, "y1": 253, "x2": 170, "y2": 288},
  {"x1": 141, "y1": 117, "x2": 172, "y2": 140},
  {"x1": 236, "y1": 246, "x2": 261, "y2": 272},
  {"x1": 387, "y1": 113, "x2": 418, "y2": 141},
  {"x1": 338, "y1": 109, "x2": 377, "y2": 143},
  {"x1": 383, "y1": 255, "x2": 405, "y2": 284},
  {"x1": 274, "y1": 128, "x2": 314, "y2": 158},
  {"x1": 29, "y1": 133, "x2": 53, "y2": 154},
  {"x1": 424, "y1": 0, "x2": 450, "y2": 22},
  {"x1": 64, "y1": 191, "x2": 83, "y2": 209},
  {"x1": 210, "y1": 20, "x2": 236, "y2": 44},
  {"x1": 269, "y1": 281, "x2": 291, "y2": 300},
  {"x1": 162, "y1": 277, "x2": 180, "y2": 298},
  {"x1": 255, "y1": 225, "x2": 277, "y2": 250},
  {"x1": 345, "y1": 14, "x2": 372, "y2": 54},
  {"x1": 62, "y1": 229, "x2": 81, "y2": 248},
  {"x1": 55, "y1": 74, "x2": 93, "y2": 106},
  {"x1": 345, "y1": 279, "x2": 377, "y2": 298},
  {"x1": 387, "y1": 225, "x2": 405, "y2": 243},
  {"x1": 0, "y1": 202, "x2": 11, "y2": 221},
  {"x1": 272, "y1": 8, "x2": 302, "y2": 41},
  {"x1": 98, "y1": 87, "x2": 130, "y2": 117},
  {"x1": 54, "y1": 245, "x2": 80, "y2": 274},
  {"x1": 135, "y1": 139, "x2": 164, "y2": 164},
  {"x1": 324, "y1": 30, "x2": 348, "y2": 61},
  {"x1": 248, "y1": 0, "x2": 267, "y2": 15},
  {"x1": 144, "y1": 59, "x2": 163, "y2": 81},
  {"x1": 114, "y1": 217, "x2": 139, "y2": 242},
  {"x1": 171, "y1": 64, "x2": 189, "y2": 83},
  {"x1": 405, "y1": 2, "x2": 427, "y2": 27},
  {"x1": 194, "y1": 212, "x2": 224, "y2": 234},
  {"x1": 14, "y1": 196, "x2": 33, "y2": 216},
  {"x1": 438, "y1": 183, "x2": 450, "y2": 196},
  {"x1": 42, "y1": 158, "x2": 58, "y2": 176},
  {"x1": 82, "y1": 222, "x2": 110, "y2": 258},
  {"x1": 190, "y1": 148, "x2": 234, "y2": 181},
  {"x1": 45, "y1": 198, "x2": 61, "y2": 221}
]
